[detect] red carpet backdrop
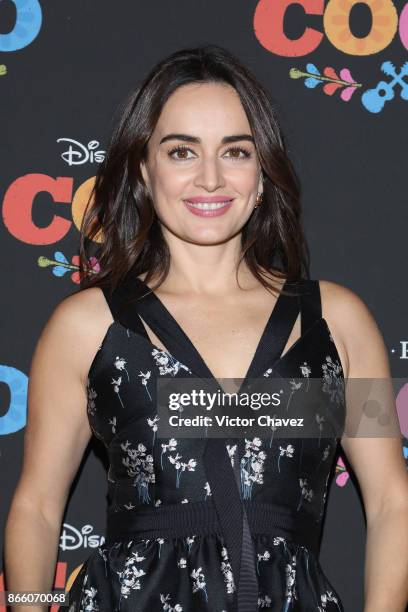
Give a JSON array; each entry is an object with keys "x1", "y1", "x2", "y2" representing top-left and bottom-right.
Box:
[{"x1": 1, "y1": 2, "x2": 407, "y2": 611}]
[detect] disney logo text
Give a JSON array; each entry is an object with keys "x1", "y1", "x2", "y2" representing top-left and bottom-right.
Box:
[{"x1": 57, "y1": 138, "x2": 105, "y2": 166}]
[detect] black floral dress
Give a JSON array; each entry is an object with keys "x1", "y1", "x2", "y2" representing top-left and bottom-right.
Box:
[{"x1": 67, "y1": 276, "x2": 346, "y2": 612}]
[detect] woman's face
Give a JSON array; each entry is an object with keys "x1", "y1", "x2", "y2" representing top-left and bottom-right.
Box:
[{"x1": 140, "y1": 81, "x2": 263, "y2": 244}]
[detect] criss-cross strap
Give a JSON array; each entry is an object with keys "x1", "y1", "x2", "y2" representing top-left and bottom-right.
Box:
[
  {"x1": 100, "y1": 277, "x2": 314, "y2": 379},
  {"x1": 100, "y1": 282, "x2": 151, "y2": 341},
  {"x1": 112, "y1": 276, "x2": 302, "y2": 390},
  {"x1": 246, "y1": 280, "x2": 301, "y2": 379}
]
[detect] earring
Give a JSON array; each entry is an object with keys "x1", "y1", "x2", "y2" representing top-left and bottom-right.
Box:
[{"x1": 254, "y1": 192, "x2": 263, "y2": 208}]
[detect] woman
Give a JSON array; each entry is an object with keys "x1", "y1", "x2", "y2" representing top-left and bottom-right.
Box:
[{"x1": 4, "y1": 45, "x2": 408, "y2": 612}]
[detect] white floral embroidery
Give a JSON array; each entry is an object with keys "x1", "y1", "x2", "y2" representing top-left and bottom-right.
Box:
[
  {"x1": 258, "y1": 594, "x2": 272, "y2": 607},
  {"x1": 157, "y1": 537, "x2": 165, "y2": 558},
  {"x1": 161, "y1": 438, "x2": 178, "y2": 469},
  {"x1": 114, "y1": 356, "x2": 130, "y2": 381},
  {"x1": 79, "y1": 573, "x2": 99, "y2": 611},
  {"x1": 226, "y1": 444, "x2": 237, "y2": 467},
  {"x1": 185, "y1": 535, "x2": 196, "y2": 554},
  {"x1": 121, "y1": 440, "x2": 155, "y2": 503},
  {"x1": 160, "y1": 593, "x2": 183, "y2": 611},
  {"x1": 319, "y1": 589, "x2": 342, "y2": 611},
  {"x1": 278, "y1": 443, "x2": 295, "y2": 473},
  {"x1": 297, "y1": 477, "x2": 314, "y2": 511},
  {"x1": 283, "y1": 552, "x2": 298, "y2": 611},
  {"x1": 168, "y1": 453, "x2": 197, "y2": 488},
  {"x1": 220, "y1": 546, "x2": 235, "y2": 593},
  {"x1": 257, "y1": 549, "x2": 271, "y2": 574},
  {"x1": 190, "y1": 566, "x2": 208, "y2": 601},
  {"x1": 240, "y1": 438, "x2": 266, "y2": 500},
  {"x1": 152, "y1": 348, "x2": 192, "y2": 377},
  {"x1": 300, "y1": 361, "x2": 312, "y2": 391},
  {"x1": 204, "y1": 481, "x2": 212, "y2": 499},
  {"x1": 147, "y1": 414, "x2": 159, "y2": 444},
  {"x1": 322, "y1": 355, "x2": 344, "y2": 406},
  {"x1": 286, "y1": 379, "x2": 303, "y2": 411},
  {"x1": 139, "y1": 370, "x2": 153, "y2": 401},
  {"x1": 108, "y1": 416, "x2": 117, "y2": 434},
  {"x1": 124, "y1": 502, "x2": 136, "y2": 510},
  {"x1": 111, "y1": 376, "x2": 125, "y2": 408},
  {"x1": 117, "y1": 550, "x2": 146, "y2": 602}
]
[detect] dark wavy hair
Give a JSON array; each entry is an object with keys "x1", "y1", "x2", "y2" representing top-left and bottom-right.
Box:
[{"x1": 78, "y1": 44, "x2": 310, "y2": 299}]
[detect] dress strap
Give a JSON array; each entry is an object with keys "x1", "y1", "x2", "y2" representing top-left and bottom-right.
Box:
[
  {"x1": 299, "y1": 279, "x2": 322, "y2": 335},
  {"x1": 101, "y1": 278, "x2": 322, "y2": 357},
  {"x1": 100, "y1": 283, "x2": 151, "y2": 342}
]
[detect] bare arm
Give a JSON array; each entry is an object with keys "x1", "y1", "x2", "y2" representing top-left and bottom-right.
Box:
[
  {"x1": 3, "y1": 288, "x2": 112, "y2": 611},
  {"x1": 321, "y1": 280, "x2": 408, "y2": 612}
]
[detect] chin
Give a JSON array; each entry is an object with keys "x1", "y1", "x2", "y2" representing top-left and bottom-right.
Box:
[
  {"x1": 191, "y1": 232, "x2": 236, "y2": 245},
  {"x1": 172, "y1": 226, "x2": 227, "y2": 243},
  {"x1": 162, "y1": 217, "x2": 241, "y2": 244}
]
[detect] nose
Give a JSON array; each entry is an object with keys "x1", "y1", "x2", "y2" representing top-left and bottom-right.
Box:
[{"x1": 193, "y1": 156, "x2": 225, "y2": 191}]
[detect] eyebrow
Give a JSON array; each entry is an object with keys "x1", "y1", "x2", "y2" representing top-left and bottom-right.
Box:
[{"x1": 159, "y1": 133, "x2": 255, "y2": 145}]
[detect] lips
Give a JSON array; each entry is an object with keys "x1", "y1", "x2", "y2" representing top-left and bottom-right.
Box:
[{"x1": 183, "y1": 198, "x2": 234, "y2": 217}]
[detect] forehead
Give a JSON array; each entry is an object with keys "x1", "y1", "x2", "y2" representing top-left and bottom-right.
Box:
[{"x1": 153, "y1": 82, "x2": 252, "y2": 137}]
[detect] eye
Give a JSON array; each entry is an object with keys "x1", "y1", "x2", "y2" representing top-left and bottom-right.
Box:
[
  {"x1": 224, "y1": 146, "x2": 252, "y2": 160},
  {"x1": 168, "y1": 145, "x2": 195, "y2": 161}
]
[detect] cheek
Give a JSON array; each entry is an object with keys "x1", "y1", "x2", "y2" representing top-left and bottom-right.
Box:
[
  {"x1": 154, "y1": 168, "x2": 188, "y2": 200},
  {"x1": 228, "y1": 166, "x2": 260, "y2": 193},
  {"x1": 224, "y1": 157, "x2": 259, "y2": 177},
  {"x1": 243, "y1": 172, "x2": 259, "y2": 191}
]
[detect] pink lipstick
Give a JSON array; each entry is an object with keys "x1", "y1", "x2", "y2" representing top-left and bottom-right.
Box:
[{"x1": 183, "y1": 196, "x2": 234, "y2": 218}]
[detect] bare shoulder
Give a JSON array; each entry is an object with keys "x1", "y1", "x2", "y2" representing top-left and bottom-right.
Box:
[
  {"x1": 36, "y1": 286, "x2": 114, "y2": 386},
  {"x1": 318, "y1": 279, "x2": 373, "y2": 329},
  {"x1": 318, "y1": 279, "x2": 391, "y2": 379}
]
